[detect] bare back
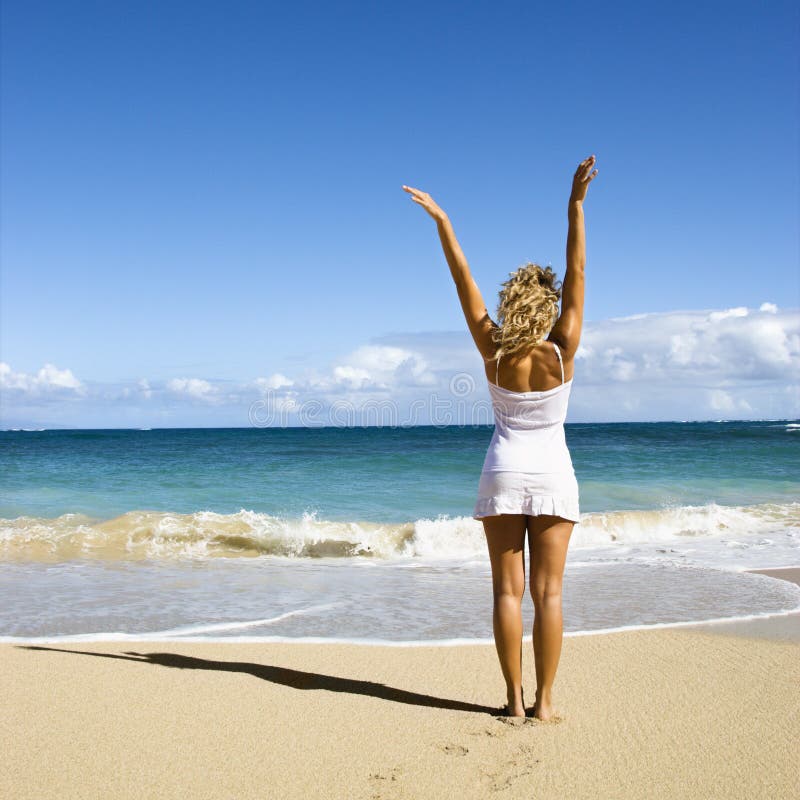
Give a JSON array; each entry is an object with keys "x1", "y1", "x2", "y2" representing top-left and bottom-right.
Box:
[{"x1": 484, "y1": 339, "x2": 575, "y2": 393}]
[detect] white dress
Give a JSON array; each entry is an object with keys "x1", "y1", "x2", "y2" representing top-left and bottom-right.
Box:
[{"x1": 473, "y1": 341, "x2": 581, "y2": 523}]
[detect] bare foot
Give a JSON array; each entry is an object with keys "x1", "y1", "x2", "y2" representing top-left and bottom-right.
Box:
[
  {"x1": 533, "y1": 694, "x2": 555, "y2": 721},
  {"x1": 505, "y1": 688, "x2": 525, "y2": 718}
]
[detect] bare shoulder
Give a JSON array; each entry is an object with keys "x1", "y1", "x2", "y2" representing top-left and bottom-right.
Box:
[
  {"x1": 546, "y1": 324, "x2": 580, "y2": 361},
  {"x1": 541, "y1": 337, "x2": 576, "y2": 382}
]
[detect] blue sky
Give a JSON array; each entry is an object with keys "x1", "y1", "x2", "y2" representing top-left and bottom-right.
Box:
[{"x1": 1, "y1": 0, "x2": 798, "y2": 427}]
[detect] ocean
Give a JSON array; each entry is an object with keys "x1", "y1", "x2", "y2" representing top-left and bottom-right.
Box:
[{"x1": 1, "y1": 421, "x2": 798, "y2": 644}]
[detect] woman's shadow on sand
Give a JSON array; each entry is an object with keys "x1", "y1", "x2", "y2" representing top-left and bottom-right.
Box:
[{"x1": 19, "y1": 645, "x2": 503, "y2": 716}]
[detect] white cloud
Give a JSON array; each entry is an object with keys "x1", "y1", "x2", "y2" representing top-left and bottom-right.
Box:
[
  {"x1": 708, "y1": 389, "x2": 752, "y2": 413},
  {"x1": 0, "y1": 362, "x2": 86, "y2": 395},
  {"x1": 565, "y1": 305, "x2": 798, "y2": 419},
  {"x1": 330, "y1": 345, "x2": 437, "y2": 389},
  {"x1": 278, "y1": 344, "x2": 439, "y2": 394},
  {"x1": 292, "y1": 306, "x2": 796, "y2": 421},
  {"x1": 3, "y1": 304, "x2": 797, "y2": 426},
  {"x1": 708, "y1": 306, "x2": 748, "y2": 322},
  {"x1": 331, "y1": 364, "x2": 373, "y2": 388},
  {"x1": 576, "y1": 305, "x2": 799, "y2": 386},
  {"x1": 257, "y1": 373, "x2": 294, "y2": 390},
  {"x1": 166, "y1": 377, "x2": 218, "y2": 402}
]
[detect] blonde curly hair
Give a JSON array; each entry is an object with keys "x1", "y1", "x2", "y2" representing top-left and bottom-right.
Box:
[{"x1": 491, "y1": 262, "x2": 562, "y2": 360}]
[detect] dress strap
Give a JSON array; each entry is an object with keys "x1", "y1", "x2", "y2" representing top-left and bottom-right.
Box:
[
  {"x1": 495, "y1": 354, "x2": 501, "y2": 387},
  {"x1": 552, "y1": 342, "x2": 565, "y2": 385}
]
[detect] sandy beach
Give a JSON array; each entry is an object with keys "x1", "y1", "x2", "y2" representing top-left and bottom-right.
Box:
[
  {"x1": 3, "y1": 0, "x2": 798, "y2": 796},
  {"x1": 2, "y1": 568, "x2": 798, "y2": 800}
]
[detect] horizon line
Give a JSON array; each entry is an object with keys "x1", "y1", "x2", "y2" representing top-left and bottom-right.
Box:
[{"x1": 2, "y1": 418, "x2": 798, "y2": 432}]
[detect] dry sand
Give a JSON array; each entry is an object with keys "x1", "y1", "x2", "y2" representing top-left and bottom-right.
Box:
[{"x1": 2, "y1": 568, "x2": 798, "y2": 799}]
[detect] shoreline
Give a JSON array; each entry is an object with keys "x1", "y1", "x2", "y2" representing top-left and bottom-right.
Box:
[
  {"x1": 673, "y1": 566, "x2": 800, "y2": 641},
  {"x1": 1, "y1": 566, "x2": 797, "y2": 647},
  {"x1": 746, "y1": 566, "x2": 800, "y2": 586}
]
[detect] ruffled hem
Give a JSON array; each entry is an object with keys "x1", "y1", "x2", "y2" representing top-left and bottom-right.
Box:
[{"x1": 472, "y1": 494, "x2": 580, "y2": 523}]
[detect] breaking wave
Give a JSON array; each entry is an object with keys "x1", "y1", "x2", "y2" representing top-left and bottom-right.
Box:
[{"x1": 1, "y1": 501, "x2": 797, "y2": 562}]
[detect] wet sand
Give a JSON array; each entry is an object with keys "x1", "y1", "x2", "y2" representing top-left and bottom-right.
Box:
[{"x1": 673, "y1": 567, "x2": 800, "y2": 641}]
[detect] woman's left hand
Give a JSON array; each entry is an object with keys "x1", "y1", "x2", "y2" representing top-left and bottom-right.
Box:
[{"x1": 402, "y1": 185, "x2": 447, "y2": 222}]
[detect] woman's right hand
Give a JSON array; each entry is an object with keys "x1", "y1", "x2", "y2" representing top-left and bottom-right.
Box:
[
  {"x1": 402, "y1": 185, "x2": 448, "y2": 223},
  {"x1": 570, "y1": 155, "x2": 598, "y2": 203}
]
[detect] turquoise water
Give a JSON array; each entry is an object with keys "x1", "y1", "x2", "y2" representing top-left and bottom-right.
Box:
[
  {"x1": 1, "y1": 421, "x2": 798, "y2": 642},
  {"x1": 2, "y1": 422, "x2": 797, "y2": 521}
]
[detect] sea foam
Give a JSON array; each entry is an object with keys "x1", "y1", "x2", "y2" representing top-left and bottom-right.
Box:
[{"x1": 1, "y1": 501, "x2": 797, "y2": 562}]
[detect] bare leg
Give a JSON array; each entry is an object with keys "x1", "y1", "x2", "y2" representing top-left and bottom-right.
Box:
[
  {"x1": 527, "y1": 514, "x2": 573, "y2": 720},
  {"x1": 483, "y1": 514, "x2": 527, "y2": 717}
]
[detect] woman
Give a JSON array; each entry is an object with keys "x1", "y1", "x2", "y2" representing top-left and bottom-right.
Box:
[{"x1": 403, "y1": 155, "x2": 598, "y2": 721}]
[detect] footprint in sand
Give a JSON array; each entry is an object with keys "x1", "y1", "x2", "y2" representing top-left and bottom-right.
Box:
[
  {"x1": 368, "y1": 765, "x2": 402, "y2": 782},
  {"x1": 533, "y1": 713, "x2": 565, "y2": 724},
  {"x1": 494, "y1": 713, "x2": 565, "y2": 726},
  {"x1": 439, "y1": 742, "x2": 469, "y2": 756},
  {"x1": 494, "y1": 715, "x2": 527, "y2": 726},
  {"x1": 467, "y1": 727, "x2": 504, "y2": 738}
]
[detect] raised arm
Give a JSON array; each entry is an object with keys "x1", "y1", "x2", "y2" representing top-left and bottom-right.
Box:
[
  {"x1": 549, "y1": 155, "x2": 598, "y2": 360},
  {"x1": 402, "y1": 185, "x2": 496, "y2": 360}
]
